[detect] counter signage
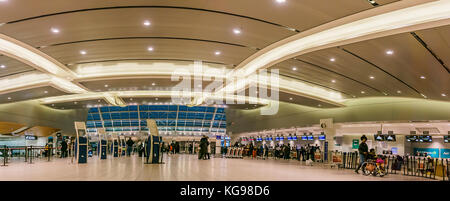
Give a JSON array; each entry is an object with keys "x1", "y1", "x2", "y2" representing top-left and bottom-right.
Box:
[
  {"x1": 413, "y1": 148, "x2": 439, "y2": 158},
  {"x1": 440, "y1": 149, "x2": 450, "y2": 159}
]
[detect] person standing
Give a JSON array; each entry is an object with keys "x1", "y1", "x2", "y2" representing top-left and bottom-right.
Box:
[
  {"x1": 355, "y1": 135, "x2": 368, "y2": 174},
  {"x1": 126, "y1": 137, "x2": 134, "y2": 156},
  {"x1": 60, "y1": 140, "x2": 68, "y2": 158},
  {"x1": 206, "y1": 143, "x2": 211, "y2": 159}
]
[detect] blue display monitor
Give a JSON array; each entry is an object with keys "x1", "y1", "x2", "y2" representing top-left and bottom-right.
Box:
[
  {"x1": 268, "y1": 137, "x2": 273, "y2": 141},
  {"x1": 292, "y1": 136, "x2": 298, "y2": 140},
  {"x1": 318, "y1": 135, "x2": 326, "y2": 141},
  {"x1": 275, "y1": 137, "x2": 280, "y2": 141},
  {"x1": 301, "y1": 136, "x2": 308, "y2": 140},
  {"x1": 287, "y1": 136, "x2": 292, "y2": 140},
  {"x1": 279, "y1": 137, "x2": 284, "y2": 141},
  {"x1": 374, "y1": 134, "x2": 385, "y2": 141},
  {"x1": 386, "y1": 135, "x2": 396, "y2": 141},
  {"x1": 307, "y1": 135, "x2": 314, "y2": 140},
  {"x1": 406, "y1": 135, "x2": 418, "y2": 142},
  {"x1": 421, "y1": 135, "x2": 432, "y2": 143},
  {"x1": 216, "y1": 136, "x2": 222, "y2": 140}
]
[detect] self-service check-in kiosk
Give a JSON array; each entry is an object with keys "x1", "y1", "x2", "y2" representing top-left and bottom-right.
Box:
[
  {"x1": 74, "y1": 122, "x2": 88, "y2": 164},
  {"x1": 144, "y1": 119, "x2": 163, "y2": 164},
  {"x1": 98, "y1": 128, "x2": 107, "y2": 160},
  {"x1": 113, "y1": 136, "x2": 119, "y2": 157}
]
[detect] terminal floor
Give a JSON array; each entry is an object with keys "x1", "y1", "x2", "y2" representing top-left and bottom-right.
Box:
[{"x1": 0, "y1": 154, "x2": 435, "y2": 181}]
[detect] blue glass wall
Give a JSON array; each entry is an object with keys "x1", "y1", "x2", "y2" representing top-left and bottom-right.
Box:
[{"x1": 86, "y1": 105, "x2": 226, "y2": 134}]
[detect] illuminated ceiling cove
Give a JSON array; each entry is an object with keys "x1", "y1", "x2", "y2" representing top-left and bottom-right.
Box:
[{"x1": 0, "y1": 0, "x2": 448, "y2": 110}]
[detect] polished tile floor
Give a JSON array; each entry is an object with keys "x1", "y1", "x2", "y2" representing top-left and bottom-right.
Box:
[{"x1": 0, "y1": 154, "x2": 435, "y2": 181}]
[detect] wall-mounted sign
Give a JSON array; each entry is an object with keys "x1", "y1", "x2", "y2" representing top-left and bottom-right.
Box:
[
  {"x1": 25, "y1": 135, "x2": 37, "y2": 140},
  {"x1": 352, "y1": 139, "x2": 359, "y2": 149}
]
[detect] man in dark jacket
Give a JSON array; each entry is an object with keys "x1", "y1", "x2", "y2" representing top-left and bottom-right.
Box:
[
  {"x1": 355, "y1": 135, "x2": 368, "y2": 174},
  {"x1": 126, "y1": 138, "x2": 134, "y2": 156},
  {"x1": 60, "y1": 140, "x2": 68, "y2": 158},
  {"x1": 199, "y1": 135, "x2": 209, "y2": 159}
]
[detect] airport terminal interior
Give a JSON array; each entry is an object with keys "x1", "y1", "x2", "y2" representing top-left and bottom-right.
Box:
[{"x1": 0, "y1": 0, "x2": 450, "y2": 182}]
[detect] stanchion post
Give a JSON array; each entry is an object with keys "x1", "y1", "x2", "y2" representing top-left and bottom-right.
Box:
[{"x1": 29, "y1": 145, "x2": 33, "y2": 164}]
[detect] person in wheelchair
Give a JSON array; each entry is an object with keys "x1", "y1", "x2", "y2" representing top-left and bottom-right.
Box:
[{"x1": 364, "y1": 149, "x2": 377, "y2": 173}]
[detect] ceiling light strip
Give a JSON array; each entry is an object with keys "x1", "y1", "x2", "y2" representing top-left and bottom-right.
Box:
[{"x1": 0, "y1": 34, "x2": 76, "y2": 78}]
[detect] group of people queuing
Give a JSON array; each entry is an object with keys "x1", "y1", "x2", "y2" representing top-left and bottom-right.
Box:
[
  {"x1": 234, "y1": 143, "x2": 321, "y2": 161},
  {"x1": 164, "y1": 142, "x2": 181, "y2": 154}
]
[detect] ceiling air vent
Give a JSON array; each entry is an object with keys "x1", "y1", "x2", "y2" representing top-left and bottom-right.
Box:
[
  {"x1": 416, "y1": 127, "x2": 440, "y2": 134},
  {"x1": 410, "y1": 131, "x2": 416, "y2": 135}
]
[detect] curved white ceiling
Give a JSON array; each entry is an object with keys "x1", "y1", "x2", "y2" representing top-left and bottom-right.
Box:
[{"x1": 0, "y1": 0, "x2": 448, "y2": 108}]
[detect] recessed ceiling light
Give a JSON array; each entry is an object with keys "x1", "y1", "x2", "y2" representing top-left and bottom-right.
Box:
[
  {"x1": 152, "y1": 82, "x2": 156, "y2": 86},
  {"x1": 233, "y1": 28, "x2": 241, "y2": 35},
  {"x1": 442, "y1": 93, "x2": 447, "y2": 97},
  {"x1": 44, "y1": 91, "x2": 48, "y2": 94},
  {"x1": 369, "y1": 76, "x2": 375, "y2": 79},
  {"x1": 330, "y1": 58, "x2": 336, "y2": 62},
  {"x1": 104, "y1": 84, "x2": 109, "y2": 87},
  {"x1": 148, "y1": 47, "x2": 154, "y2": 51},
  {"x1": 420, "y1": 76, "x2": 426, "y2": 79},
  {"x1": 50, "y1": 27, "x2": 60, "y2": 34},
  {"x1": 98, "y1": 100, "x2": 101, "y2": 102},
  {"x1": 74, "y1": 102, "x2": 77, "y2": 104},
  {"x1": 276, "y1": 0, "x2": 286, "y2": 3},
  {"x1": 215, "y1": 51, "x2": 221, "y2": 55},
  {"x1": 331, "y1": 80, "x2": 336, "y2": 83},
  {"x1": 318, "y1": 104, "x2": 322, "y2": 107},
  {"x1": 0, "y1": 64, "x2": 5, "y2": 68},
  {"x1": 397, "y1": 90, "x2": 402, "y2": 94},
  {"x1": 80, "y1": 50, "x2": 87, "y2": 55},
  {"x1": 143, "y1": 20, "x2": 151, "y2": 26},
  {"x1": 292, "y1": 67, "x2": 297, "y2": 71},
  {"x1": 386, "y1": 50, "x2": 394, "y2": 55},
  {"x1": 7, "y1": 97, "x2": 11, "y2": 100},
  {"x1": 289, "y1": 97, "x2": 293, "y2": 100},
  {"x1": 361, "y1": 91, "x2": 365, "y2": 94},
  {"x1": 130, "y1": 98, "x2": 133, "y2": 101},
  {"x1": 51, "y1": 104, "x2": 54, "y2": 106},
  {"x1": 155, "y1": 98, "x2": 158, "y2": 100}
]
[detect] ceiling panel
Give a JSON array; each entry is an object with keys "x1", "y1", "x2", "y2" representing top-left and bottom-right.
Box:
[
  {"x1": 238, "y1": 87, "x2": 339, "y2": 108},
  {"x1": 18, "y1": 126, "x2": 60, "y2": 137},
  {"x1": 0, "y1": 122, "x2": 26, "y2": 134},
  {"x1": 0, "y1": 55, "x2": 37, "y2": 78},
  {"x1": 295, "y1": 48, "x2": 420, "y2": 98},
  {"x1": 44, "y1": 99, "x2": 110, "y2": 110},
  {"x1": 0, "y1": 86, "x2": 71, "y2": 104},
  {"x1": 40, "y1": 38, "x2": 256, "y2": 67},
  {"x1": 0, "y1": 0, "x2": 397, "y2": 32},
  {"x1": 81, "y1": 78, "x2": 215, "y2": 92},
  {"x1": 342, "y1": 32, "x2": 450, "y2": 101},
  {"x1": 270, "y1": 59, "x2": 379, "y2": 98},
  {"x1": 414, "y1": 25, "x2": 450, "y2": 73},
  {"x1": 0, "y1": 7, "x2": 294, "y2": 49}
]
